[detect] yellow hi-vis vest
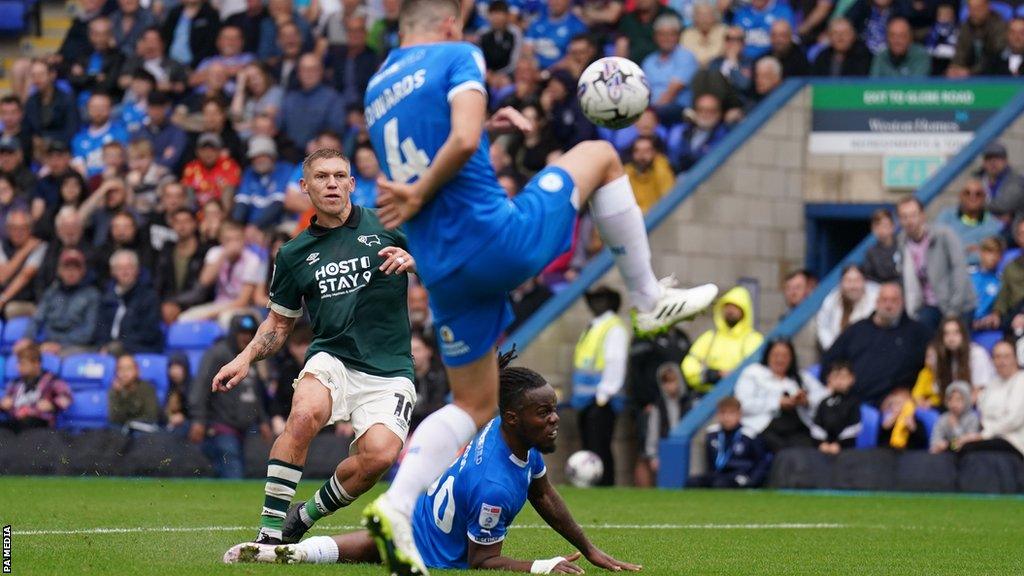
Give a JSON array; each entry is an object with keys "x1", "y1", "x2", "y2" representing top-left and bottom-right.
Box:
[{"x1": 571, "y1": 314, "x2": 627, "y2": 412}]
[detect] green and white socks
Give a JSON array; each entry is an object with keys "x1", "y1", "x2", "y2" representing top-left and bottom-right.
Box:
[
  {"x1": 299, "y1": 474, "x2": 355, "y2": 527},
  {"x1": 261, "y1": 459, "x2": 304, "y2": 540}
]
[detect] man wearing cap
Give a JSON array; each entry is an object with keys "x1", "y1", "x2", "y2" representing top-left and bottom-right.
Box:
[
  {"x1": 981, "y1": 142, "x2": 1024, "y2": 229},
  {"x1": 17, "y1": 248, "x2": 101, "y2": 356},
  {"x1": 571, "y1": 285, "x2": 630, "y2": 486},
  {"x1": 133, "y1": 91, "x2": 188, "y2": 171},
  {"x1": 231, "y1": 135, "x2": 293, "y2": 236},
  {"x1": 210, "y1": 148, "x2": 418, "y2": 544},
  {"x1": 31, "y1": 141, "x2": 75, "y2": 230},
  {"x1": 0, "y1": 135, "x2": 37, "y2": 196},
  {"x1": 181, "y1": 131, "x2": 242, "y2": 209},
  {"x1": 189, "y1": 313, "x2": 272, "y2": 479}
]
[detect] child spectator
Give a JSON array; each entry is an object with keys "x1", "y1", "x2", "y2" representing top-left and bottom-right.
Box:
[
  {"x1": 689, "y1": 397, "x2": 770, "y2": 488},
  {"x1": 107, "y1": 352, "x2": 161, "y2": 429},
  {"x1": 880, "y1": 388, "x2": 928, "y2": 450},
  {"x1": 929, "y1": 381, "x2": 980, "y2": 453},
  {"x1": 862, "y1": 209, "x2": 900, "y2": 283},
  {"x1": 972, "y1": 236, "x2": 1004, "y2": 331},
  {"x1": 926, "y1": 2, "x2": 959, "y2": 76},
  {"x1": 914, "y1": 317, "x2": 995, "y2": 408},
  {"x1": 811, "y1": 361, "x2": 862, "y2": 454},
  {"x1": 638, "y1": 362, "x2": 688, "y2": 487},
  {"x1": 164, "y1": 354, "x2": 192, "y2": 433},
  {"x1": 0, "y1": 343, "x2": 73, "y2": 432},
  {"x1": 912, "y1": 342, "x2": 940, "y2": 408},
  {"x1": 125, "y1": 138, "x2": 171, "y2": 215}
]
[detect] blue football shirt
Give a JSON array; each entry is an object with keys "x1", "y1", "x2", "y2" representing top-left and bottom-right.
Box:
[
  {"x1": 72, "y1": 122, "x2": 130, "y2": 178},
  {"x1": 411, "y1": 417, "x2": 547, "y2": 569},
  {"x1": 364, "y1": 41, "x2": 513, "y2": 287}
]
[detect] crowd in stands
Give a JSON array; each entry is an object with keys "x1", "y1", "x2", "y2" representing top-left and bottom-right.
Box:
[
  {"x1": 627, "y1": 143, "x2": 1024, "y2": 488},
  {"x1": 2, "y1": 0, "x2": 1024, "y2": 483}
]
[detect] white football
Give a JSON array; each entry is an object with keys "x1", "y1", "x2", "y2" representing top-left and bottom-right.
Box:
[
  {"x1": 577, "y1": 57, "x2": 651, "y2": 129},
  {"x1": 565, "y1": 450, "x2": 604, "y2": 488}
]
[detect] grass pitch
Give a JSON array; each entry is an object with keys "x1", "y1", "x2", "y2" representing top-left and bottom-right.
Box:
[{"x1": 1, "y1": 477, "x2": 1022, "y2": 576}]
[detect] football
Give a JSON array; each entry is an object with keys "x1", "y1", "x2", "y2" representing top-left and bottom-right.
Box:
[
  {"x1": 577, "y1": 56, "x2": 651, "y2": 129},
  {"x1": 565, "y1": 450, "x2": 604, "y2": 488}
]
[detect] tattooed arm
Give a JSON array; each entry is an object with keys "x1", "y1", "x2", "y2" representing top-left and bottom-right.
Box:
[{"x1": 211, "y1": 310, "x2": 297, "y2": 392}]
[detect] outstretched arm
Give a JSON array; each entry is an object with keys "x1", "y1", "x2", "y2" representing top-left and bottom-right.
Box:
[
  {"x1": 467, "y1": 540, "x2": 583, "y2": 574},
  {"x1": 527, "y1": 474, "x2": 642, "y2": 572},
  {"x1": 211, "y1": 310, "x2": 296, "y2": 392}
]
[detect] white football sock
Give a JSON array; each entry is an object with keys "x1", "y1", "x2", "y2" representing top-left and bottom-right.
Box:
[
  {"x1": 589, "y1": 175, "x2": 661, "y2": 312},
  {"x1": 294, "y1": 536, "x2": 339, "y2": 564},
  {"x1": 385, "y1": 404, "x2": 478, "y2": 517}
]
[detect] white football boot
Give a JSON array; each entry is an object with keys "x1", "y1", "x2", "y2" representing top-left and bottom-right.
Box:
[{"x1": 633, "y1": 277, "x2": 718, "y2": 336}]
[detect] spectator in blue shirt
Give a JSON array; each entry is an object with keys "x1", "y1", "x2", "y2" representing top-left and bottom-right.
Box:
[
  {"x1": 524, "y1": 0, "x2": 588, "y2": 69},
  {"x1": 732, "y1": 0, "x2": 796, "y2": 60},
  {"x1": 278, "y1": 54, "x2": 345, "y2": 155},
  {"x1": 71, "y1": 92, "x2": 130, "y2": 178},
  {"x1": 676, "y1": 93, "x2": 730, "y2": 171},
  {"x1": 642, "y1": 14, "x2": 700, "y2": 126},
  {"x1": 232, "y1": 136, "x2": 292, "y2": 236},
  {"x1": 351, "y1": 144, "x2": 380, "y2": 208}
]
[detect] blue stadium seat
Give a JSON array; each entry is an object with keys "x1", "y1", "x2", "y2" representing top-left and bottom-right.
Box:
[
  {"x1": 915, "y1": 408, "x2": 941, "y2": 441},
  {"x1": 1018, "y1": 4, "x2": 1024, "y2": 17},
  {"x1": 166, "y1": 320, "x2": 223, "y2": 352},
  {"x1": 4, "y1": 353, "x2": 62, "y2": 382},
  {"x1": 60, "y1": 354, "x2": 116, "y2": 391},
  {"x1": 186, "y1": 350, "x2": 206, "y2": 375},
  {"x1": 1, "y1": 317, "x2": 29, "y2": 354},
  {"x1": 0, "y1": 1, "x2": 27, "y2": 34},
  {"x1": 997, "y1": 248, "x2": 1020, "y2": 275},
  {"x1": 856, "y1": 404, "x2": 880, "y2": 449},
  {"x1": 134, "y1": 353, "x2": 169, "y2": 403},
  {"x1": 972, "y1": 329, "x2": 1003, "y2": 353},
  {"x1": 59, "y1": 389, "x2": 109, "y2": 430},
  {"x1": 805, "y1": 363, "x2": 821, "y2": 380},
  {"x1": 961, "y1": 2, "x2": 1013, "y2": 21}
]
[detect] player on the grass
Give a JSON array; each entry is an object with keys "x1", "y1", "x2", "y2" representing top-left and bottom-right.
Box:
[
  {"x1": 224, "y1": 352, "x2": 642, "y2": 574},
  {"x1": 211, "y1": 148, "x2": 419, "y2": 545},
  {"x1": 361, "y1": 0, "x2": 718, "y2": 574}
]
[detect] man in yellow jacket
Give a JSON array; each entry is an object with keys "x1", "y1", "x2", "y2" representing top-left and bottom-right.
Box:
[
  {"x1": 682, "y1": 286, "x2": 764, "y2": 394},
  {"x1": 625, "y1": 136, "x2": 676, "y2": 214}
]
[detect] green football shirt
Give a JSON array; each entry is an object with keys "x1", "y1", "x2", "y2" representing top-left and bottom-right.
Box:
[{"x1": 268, "y1": 206, "x2": 413, "y2": 381}]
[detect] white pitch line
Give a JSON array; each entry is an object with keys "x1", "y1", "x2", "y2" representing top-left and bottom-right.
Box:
[{"x1": 15, "y1": 523, "x2": 845, "y2": 537}]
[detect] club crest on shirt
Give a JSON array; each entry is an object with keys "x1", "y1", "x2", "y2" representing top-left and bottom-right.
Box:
[
  {"x1": 479, "y1": 503, "x2": 502, "y2": 530},
  {"x1": 358, "y1": 234, "x2": 382, "y2": 247}
]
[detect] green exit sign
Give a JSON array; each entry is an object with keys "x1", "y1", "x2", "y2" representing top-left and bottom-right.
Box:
[{"x1": 883, "y1": 156, "x2": 945, "y2": 189}]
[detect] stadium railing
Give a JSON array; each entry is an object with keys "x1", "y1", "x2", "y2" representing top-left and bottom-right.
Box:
[{"x1": 656, "y1": 83, "x2": 1024, "y2": 488}]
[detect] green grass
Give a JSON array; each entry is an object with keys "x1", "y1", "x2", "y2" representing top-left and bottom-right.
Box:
[{"x1": 1, "y1": 477, "x2": 1023, "y2": 575}]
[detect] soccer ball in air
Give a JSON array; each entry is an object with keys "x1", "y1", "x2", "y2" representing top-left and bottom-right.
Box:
[
  {"x1": 565, "y1": 450, "x2": 604, "y2": 488},
  {"x1": 577, "y1": 57, "x2": 651, "y2": 129}
]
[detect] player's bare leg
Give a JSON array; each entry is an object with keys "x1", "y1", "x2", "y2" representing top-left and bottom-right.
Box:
[
  {"x1": 364, "y1": 352, "x2": 494, "y2": 576},
  {"x1": 285, "y1": 424, "x2": 403, "y2": 542},
  {"x1": 259, "y1": 376, "x2": 332, "y2": 542},
  {"x1": 224, "y1": 530, "x2": 381, "y2": 565},
  {"x1": 552, "y1": 140, "x2": 718, "y2": 333}
]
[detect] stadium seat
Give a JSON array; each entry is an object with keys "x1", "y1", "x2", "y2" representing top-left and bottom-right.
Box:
[
  {"x1": 915, "y1": 408, "x2": 941, "y2": 441},
  {"x1": 134, "y1": 354, "x2": 170, "y2": 403},
  {"x1": 0, "y1": 0, "x2": 27, "y2": 34},
  {"x1": 1, "y1": 317, "x2": 29, "y2": 354},
  {"x1": 972, "y1": 329, "x2": 1003, "y2": 353},
  {"x1": 186, "y1": 350, "x2": 206, "y2": 374},
  {"x1": 856, "y1": 404, "x2": 880, "y2": 449},
  {"x1": 961, "y1": 2, "x2": 1013, "y2": 21},
  {"x1": 166, "y1": 320, "x2": 223, "y2": 352},
  {"x1": 4, "y1": 353, "x2": 62, "y2": 382},
  {"x1": 59, "y1": 389, "x2": 109, "y2": 430},
  {"x1": 60, "y1": 354, "x2": 116, "y2": 391},
  {"x1": 805, "y1": 363, "x2": 821, "y2": 380},
  {"x1": 1019, "y1": 4, "x2": 1024, "y2": 17},
  {"x1": 997, "y1": 248, "x2": 1020, "y2": 274}
]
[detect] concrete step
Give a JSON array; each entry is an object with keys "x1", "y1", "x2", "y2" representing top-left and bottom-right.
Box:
[{"x1": 22, "y1": 36, "x2": 62, "y2": 55}]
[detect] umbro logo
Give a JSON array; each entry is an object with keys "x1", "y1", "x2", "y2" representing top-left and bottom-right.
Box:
[
  {"x1": 358, "y1": 234, "x2": 381, "y2": 247},
  {"x1": 306, "y1": 252, "x2": 321, "y2": 265}
]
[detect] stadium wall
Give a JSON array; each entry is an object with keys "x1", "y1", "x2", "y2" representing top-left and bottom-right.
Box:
[{"x1": 506, "y1": 80, "x2": 1024, "y2": 487}]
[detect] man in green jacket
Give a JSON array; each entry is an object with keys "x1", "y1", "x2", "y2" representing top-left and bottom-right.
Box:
[{"x1": 870, "y1": 18, "x2": 931, "y2": 78}]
